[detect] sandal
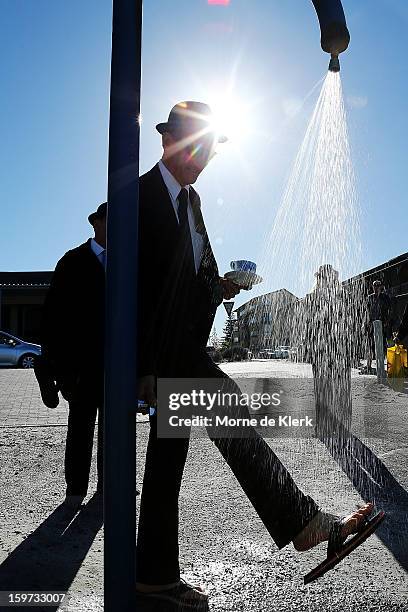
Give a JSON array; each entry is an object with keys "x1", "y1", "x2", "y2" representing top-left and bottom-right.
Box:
[{"x1": 304, "y1": 509, "x2": 385, "y2": 584}]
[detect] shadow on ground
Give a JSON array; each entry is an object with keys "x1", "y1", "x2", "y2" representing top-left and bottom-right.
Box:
[
  {"x1": 386, "y1": 377, "x2": 408, "y2": 395},
  {"x1": 0, "y1": 494, "x2": 103, "y2": 612},
  {"x1": 321, "y1": 423, "x2": 408, "y2": 574},
  {"x1": 254, "y1": 376, "x2": 408, "y2": 573}
]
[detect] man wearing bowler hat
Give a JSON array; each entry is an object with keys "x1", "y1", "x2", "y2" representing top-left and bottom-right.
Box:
[
  {"x1": 301, "y1": 264, "x2": 353, "y2": 444},
  {"x1": 135, "y1": 102, "x2": 381, "y2": 605},
  {"x1": 41, "y1": 202, "x2": 107, "y2": 506}
]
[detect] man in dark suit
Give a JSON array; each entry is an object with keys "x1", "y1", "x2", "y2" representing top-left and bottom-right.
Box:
[
  {"x1": 363, "y1": 280, "x2": 392, "y2": 373},
  {"x1": 135, "y1": 102, "x2": 379, "y2": 606},
  {"x1": 394, "y1": 302, "x2": 408, "y2": 345},
  {"x1": 41, "y1": 203, "x2": 107, "y2": 507}
]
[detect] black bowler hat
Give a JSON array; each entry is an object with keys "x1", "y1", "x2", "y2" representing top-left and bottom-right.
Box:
[
  {"x1": 88, "y1": 202, "x2": 107, "y2": 225},
  {"x1": 314, "y1": 264, "x2": 339, "y2": 280},
  {"x1": 156, "y1": 101, "x2": 228, "y2": 143}
]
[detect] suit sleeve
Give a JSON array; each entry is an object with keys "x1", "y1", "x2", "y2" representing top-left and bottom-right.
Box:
[
  {"x1": 137, "y1": 185, "x2": 159, "y2": 377},
  {"x1": 41, "y1": 255, "x2": 79, "y2": 384}
]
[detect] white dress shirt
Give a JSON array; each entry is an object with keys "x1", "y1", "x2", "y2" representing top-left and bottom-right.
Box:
[
  {"x1": 90, "y1": 238, "x2": 106, "y2": 268},
  {"x1": 158, "y1": 159, "x2": 204, "y2": 273}
]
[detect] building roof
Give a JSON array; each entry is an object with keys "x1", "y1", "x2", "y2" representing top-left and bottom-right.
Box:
[
  {"x1": 235, "y1": 288, "x2": 299, "y2": 314},
  {"x1": 344, "y1": 252, "x2": 408, "y2": 284},
  {"x1": 0, "y1": 271, "x2": 53, "y2": 288}
]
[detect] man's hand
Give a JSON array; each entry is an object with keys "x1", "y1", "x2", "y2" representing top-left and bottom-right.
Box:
[
  {"x1": 219, "y1": 277, "x2": 242, "y2": 300},
  {"x1": 57, "y1": 372, "x2": 80, "y2": 404},
  {"x1": 138, "y1": 375, "x2": 156, "y2": 414}
]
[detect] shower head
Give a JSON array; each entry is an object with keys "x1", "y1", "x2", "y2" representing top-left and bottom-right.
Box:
[{"x1": 329, "y1": 54, "x2": 340, "y2": 72}]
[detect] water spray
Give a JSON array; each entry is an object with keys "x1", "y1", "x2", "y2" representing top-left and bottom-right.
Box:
[{"x1": 311, "y1": 0, "x2": 350, "y2": 72}]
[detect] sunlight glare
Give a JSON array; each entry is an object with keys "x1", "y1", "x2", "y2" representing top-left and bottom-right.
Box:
[{"x1": 208, "y1": 95, "x2": 250, "y2": 145}]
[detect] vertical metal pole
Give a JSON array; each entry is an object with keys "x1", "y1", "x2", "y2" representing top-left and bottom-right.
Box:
[
  {"x1": 105, "y1": 1, "x2": 142, "y2": 611},
  {"x1": 373, "y1": 320, "x2": 386, "y2": 381}
]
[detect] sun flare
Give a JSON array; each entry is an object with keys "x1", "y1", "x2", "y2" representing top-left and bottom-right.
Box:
[{"x1": 208, "y1": 95, "x2": 251, "y2": 145}]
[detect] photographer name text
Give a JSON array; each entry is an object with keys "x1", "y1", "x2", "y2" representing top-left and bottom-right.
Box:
[{"x1": 168, "y1": 415, "x2": 313, "y2": 428}]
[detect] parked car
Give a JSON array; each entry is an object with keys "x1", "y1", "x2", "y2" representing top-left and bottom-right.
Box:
[
  {"x1": 221, "y1": 346, "x2": 249, "y2": 362},
  {"x1": 259, "y1": 349, "x2": 276, "y2": 359},
  {"x1": 274, "y1": 346, "x2": 291, "y2": 359},
  {"x1": 0, "y1": 331, "x2": 41, "y2": 368}
]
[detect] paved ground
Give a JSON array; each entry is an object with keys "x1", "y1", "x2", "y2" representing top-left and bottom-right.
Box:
[{"x1": 0, "y1": 363, "x2": 407, "y2": 611}]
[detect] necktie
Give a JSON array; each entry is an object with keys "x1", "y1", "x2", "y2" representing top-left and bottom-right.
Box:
[
  {"x1": 177, "y1": 187, "x2": 189, "y2": 227},
  {"x1": 177, "y1": 188, "x2": 195, "y2": 276},
  {"x1": 100, "y1": 250, "x2": 106, "y2": 269}
]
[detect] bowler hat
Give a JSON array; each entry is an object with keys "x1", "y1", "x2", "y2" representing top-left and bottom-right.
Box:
[
  {"x1": 314, "y1": 264, "x2": 339, "y2": 280},
  {"x1": 88, "y1": 202, "x2": 107, "y2": 226},
  {"x1": 156, "y1": 101, "x2": 227, "y2": 143}
]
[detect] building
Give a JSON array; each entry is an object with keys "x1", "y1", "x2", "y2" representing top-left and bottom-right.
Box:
[
  {"x1": 235, "y1": 289, "x2": 298, "y2": 352},
  {"x1": 234, "y1": 252, "x2": 408, "y2": 354},
  {"x1": 345, "y1": 251, "x2": 408, "y2": 324},
  {"x1": 1, "y1": 251, "x2": 407, "y2": 350},
  {"x1": 0, "y1": 272, "x2": 52, "y2": 343}
]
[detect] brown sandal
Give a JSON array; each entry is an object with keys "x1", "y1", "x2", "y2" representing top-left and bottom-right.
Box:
[{"x1": 304, "y1": 510, "x2": 385, "y2": 584}]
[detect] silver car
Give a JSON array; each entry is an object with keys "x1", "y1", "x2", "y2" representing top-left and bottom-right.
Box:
[{"x1": 0, "y1": 331, "x2": 41, "y2": 368}]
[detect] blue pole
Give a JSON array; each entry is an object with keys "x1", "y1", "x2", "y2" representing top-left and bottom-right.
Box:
[{"x1": 104, "y1": 1, "x2": 142, "y2": 610}]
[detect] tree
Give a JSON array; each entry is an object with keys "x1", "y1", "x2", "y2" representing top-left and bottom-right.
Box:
[
  {"x1": 209, "y1": 326, "x2": 220, "y2": 350},
  {"x1": 221, "y1": 317, "x2": 234, "y2": 348}
]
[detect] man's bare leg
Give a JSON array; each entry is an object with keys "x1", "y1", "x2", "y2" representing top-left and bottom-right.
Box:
[{"x1": 293, "y1": 502, "x2": 374, "y2": 551}]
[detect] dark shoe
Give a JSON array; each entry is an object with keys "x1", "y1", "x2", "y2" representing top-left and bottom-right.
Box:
[{"x1": 135, "y1": 579, "x2": 208, "y2": 610}]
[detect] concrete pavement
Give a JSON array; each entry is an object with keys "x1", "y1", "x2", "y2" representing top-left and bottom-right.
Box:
[{"x1": 0, "y1": 363, "x2": 407, "y2": 611}]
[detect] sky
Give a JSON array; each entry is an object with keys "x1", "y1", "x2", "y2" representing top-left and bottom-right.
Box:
[{"x1": 1, "y1": 0, "x2": 407, "y2": 337}]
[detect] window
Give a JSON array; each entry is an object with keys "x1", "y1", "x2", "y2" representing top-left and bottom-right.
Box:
[{"x1": 0, "y1": 333, "x2": 18, "y2": 347}]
